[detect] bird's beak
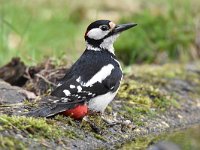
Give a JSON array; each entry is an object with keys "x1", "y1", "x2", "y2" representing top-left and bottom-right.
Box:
[{"x1": 112, "y1": 23, "x2": 137, "y2": 34}]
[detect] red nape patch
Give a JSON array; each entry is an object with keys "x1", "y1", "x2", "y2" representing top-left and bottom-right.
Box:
[{"x1": 62, "y1": 104, "x2": 88, "y2": 120}]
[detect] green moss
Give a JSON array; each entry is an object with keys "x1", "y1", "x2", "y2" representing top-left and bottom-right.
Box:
[
  {"x1": 0, "y1": 115, "x2": 63, "y2": 139},
  {"x1": 127, "y1": 63, "x2": 200, "y2": 86},
  {"x1": 117, "y1": 79, "x2": 178, "y2": 125},
  {"x1": 54, "y1": 115, "x2": 77, "y2": 127},
  {"x1": 23, "y1": 99, "x2": 38, "y2": 108},
  {"x1": 94, "y1": 133, "x2": 107, "y2": 142},
  {"x1": 81, "y1": 115, "x2": 107, "y2": 132},
  {"x1": 118, "y1": 80, "x2": 176, "y2": 109},
  {"x1": 0, "y1": 115, "x2": 79, "y2": 140},
  {"x1": 130, "y1": 64, "x2": 185, "y2": 80},
  {"x1": 116, "y1": 63, "x2": 200, "y2": 126},
  {"x1": 0, "y1": 136, "x2": 26, "y2": 150}
]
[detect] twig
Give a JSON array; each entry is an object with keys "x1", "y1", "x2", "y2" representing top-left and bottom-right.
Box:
[{"x1": 35, "y1": 73, "x2": 57, "y2": 87}]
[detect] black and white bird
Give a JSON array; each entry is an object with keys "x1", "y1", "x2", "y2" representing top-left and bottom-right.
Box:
[{"x1": 27, "y1": 20, "x2": 137, "y2": 119}]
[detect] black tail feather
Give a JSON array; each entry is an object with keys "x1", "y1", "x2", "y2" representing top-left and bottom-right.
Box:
[{"x1": 26, "y1": 96, "x2": 84, "y2": 117}]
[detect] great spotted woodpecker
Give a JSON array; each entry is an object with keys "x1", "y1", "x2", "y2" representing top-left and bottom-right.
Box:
[{"x1": 27, "y1": 20, "x2": 137, "y2": 119}]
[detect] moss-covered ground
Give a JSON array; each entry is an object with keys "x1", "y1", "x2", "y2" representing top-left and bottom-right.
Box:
[{"x1": 0, "y1": 62, "x2": 200, "y2": 149}]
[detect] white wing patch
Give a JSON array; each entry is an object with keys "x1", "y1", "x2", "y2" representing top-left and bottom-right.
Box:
[
  {"x1": 88, "y1": 92, "x2": 92, "y2": 95},
  {"x1": 63, "y1": 90, "x2": 71, "y2": 96},
  {"x1": 76, "y1": 77, "x2": 80, "y2": 82},
  {"x1": 70, "y1": 85, "x2": 75, "y2": 89},
  {"x1": 84, "y1": 64, "x2": 114, "y2": 87},
  {"x1": 77, "y1": 86, "x2": 82, "y2": 92},
  {"x1": 87, "y1": 28, "x2": 109, "y2": 40}
]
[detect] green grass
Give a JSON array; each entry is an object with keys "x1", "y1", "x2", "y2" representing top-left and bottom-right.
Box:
[
  {"x1": 0, "y1": 0, "x2": 199, "y2": 66},
  {"x1": 0, "y1": 0, "x2": 86, "y2": 65},
  {"x1": 116, "y1": 0, "x2": 198, "y2": 64}
]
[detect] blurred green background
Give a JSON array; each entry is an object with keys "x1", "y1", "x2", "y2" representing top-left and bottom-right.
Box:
[{"x1": 0, "y1": 0, "x2": 200, "y2": 66}]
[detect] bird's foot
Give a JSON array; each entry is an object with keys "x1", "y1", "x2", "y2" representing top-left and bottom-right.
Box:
[
  {"x1": 81, "y1": 112, "x2": 135, "y2": 134},
  {"x1": 101, "y1": 112, "x2": 136, "y2": 130},
  {"x1": 101, "y1": 113, "x2": 120, "y2": 127}
]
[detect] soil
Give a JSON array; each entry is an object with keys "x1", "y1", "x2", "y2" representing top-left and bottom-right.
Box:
[{"x1": 0, "y1": 58, "x2": 200, "y2": 149}]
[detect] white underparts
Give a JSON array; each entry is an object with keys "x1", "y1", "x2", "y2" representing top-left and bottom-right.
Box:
[{"x1": 88, "y1": 90, "x2": 118, "y2": 112}]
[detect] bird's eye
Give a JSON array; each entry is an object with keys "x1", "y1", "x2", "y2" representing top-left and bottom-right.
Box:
[{"x1": 100, "y1": 25, "x2": 109, "y2": 31}]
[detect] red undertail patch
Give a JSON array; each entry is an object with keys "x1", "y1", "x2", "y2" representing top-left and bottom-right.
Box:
[{"x1": 62, "y1": 104, "x2": 88, "y2": 120}]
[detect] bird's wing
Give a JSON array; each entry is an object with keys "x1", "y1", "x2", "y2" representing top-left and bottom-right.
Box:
[
  {"x1": 51, "y1": 74, "x2": 111, "y2": 100},
  {"x1": 27, "y1": 70, "x2": 120, "y2": 118}
]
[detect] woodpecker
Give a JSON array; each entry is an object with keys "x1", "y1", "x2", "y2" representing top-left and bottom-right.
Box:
[{"x1": 27, "y1": 20, "x2": 137, "y2": 119}]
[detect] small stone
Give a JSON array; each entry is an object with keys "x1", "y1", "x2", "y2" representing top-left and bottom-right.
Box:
[
  {"x1": 177, "y1": 114, "x2": 183, "y2": 119},
  {"x1": 123, "y1": 120, "x2": 131, "y2": 125}
]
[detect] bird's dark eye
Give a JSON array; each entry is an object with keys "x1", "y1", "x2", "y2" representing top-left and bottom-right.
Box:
[{"x1": 100, "y1": 25, "x2": 109, "y2": 31}]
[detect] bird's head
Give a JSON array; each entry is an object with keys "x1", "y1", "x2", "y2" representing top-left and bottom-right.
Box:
[{"x1": 84, "y1": 20, "x2": 137, "y2": 53}]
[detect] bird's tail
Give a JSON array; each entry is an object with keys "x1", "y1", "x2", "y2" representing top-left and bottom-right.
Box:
[{"x1": 26, "y1": 96, "x2": 84, "y2": 117}]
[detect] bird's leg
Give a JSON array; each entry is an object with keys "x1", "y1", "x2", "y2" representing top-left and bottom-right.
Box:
[
  {"x1": 81, "y1": 115, "x2": 103, "y2": 134},
  {"x1": 83, "y1": 116, "x2": 102, "y2": 134}
]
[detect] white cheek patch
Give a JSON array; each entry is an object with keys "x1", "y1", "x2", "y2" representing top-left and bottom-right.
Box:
[{"x1": 87, "y1": 28, "x2": 109, "y2": 40}]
